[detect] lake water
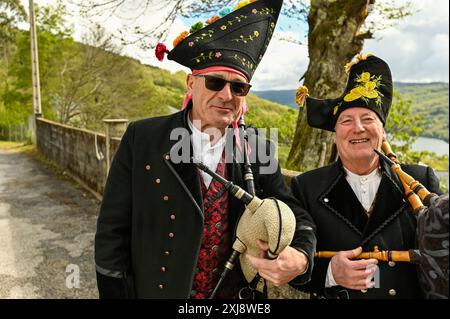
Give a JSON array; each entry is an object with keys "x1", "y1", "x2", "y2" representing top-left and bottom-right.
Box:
[{"x1": 412, "y1": 137, "x2": 449, "y2": 156}]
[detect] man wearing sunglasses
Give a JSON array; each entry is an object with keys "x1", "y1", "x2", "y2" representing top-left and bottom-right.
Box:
[{"x1": 95, "y1": 0, "x2": 316, "y2": 299}]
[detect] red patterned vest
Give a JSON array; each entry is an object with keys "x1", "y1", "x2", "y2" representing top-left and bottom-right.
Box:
[{"x1": 191, "y1": 154, "x2": 239, "y2": 299}]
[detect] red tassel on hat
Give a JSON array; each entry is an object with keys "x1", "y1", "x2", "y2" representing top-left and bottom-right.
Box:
[{"x1": 155, "y1": 43, "x2": 169, "y2": 61}]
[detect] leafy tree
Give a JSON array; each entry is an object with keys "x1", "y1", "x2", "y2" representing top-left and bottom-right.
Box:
[
  {"x1": 0, "y1": 0, "x2": 26, "y2": 45},
  {"x1": 0, "y1": 0, "x2": 27, "y2": 129},
  {"x1": 385, "y1": 91, "x2": 425, "y2": 163},
  {"x1": 7, "y1": 3, "x2": 74, "y2": 125}
]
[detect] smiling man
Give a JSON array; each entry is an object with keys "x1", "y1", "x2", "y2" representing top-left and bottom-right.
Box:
[
  {"x1": 94, "y1": 0, "x2": 316, "y2": 299},
  {"x1": 291, "y1": 54, "x2": 443, "y2": 299}
]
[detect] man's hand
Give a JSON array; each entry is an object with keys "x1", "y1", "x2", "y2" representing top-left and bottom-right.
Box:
[
  {"x1": 330, "y1": 246, "x2": 378, "y2": 290},
  {"x1": 245, "y1": 240, "x2": 308, "y2": 286}
]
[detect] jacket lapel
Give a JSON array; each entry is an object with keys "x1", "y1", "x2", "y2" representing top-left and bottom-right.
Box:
[
  {"x1": 319, "y1": 161, "x2": 368, "y2": 235},
  {"x1": 162, "y1": 107, "x2": 203, "y2": 219},
  {"x1": 360, "y1": 160, "x2": 409, "y2": 244},
  {"x1": 320, "y1": 160, "x2": 409, "y2": 245}
]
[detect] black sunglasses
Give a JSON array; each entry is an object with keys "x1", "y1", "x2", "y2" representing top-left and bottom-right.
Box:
[{"x1": 195, "y1": 75, "x2": 251, "y2": 96}]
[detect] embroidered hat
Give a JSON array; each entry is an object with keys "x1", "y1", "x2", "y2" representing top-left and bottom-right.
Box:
[
  {"x1": 297, "y1": 54, "x2": 393, "y2": 132},
  {"x1": 155, "y1": 0, "x2": 283, "y2": 81}
]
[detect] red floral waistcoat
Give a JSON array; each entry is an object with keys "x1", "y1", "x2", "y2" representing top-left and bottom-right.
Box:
[{"x1": 191, "y1": 154, "x2": 240, "y2": 299}]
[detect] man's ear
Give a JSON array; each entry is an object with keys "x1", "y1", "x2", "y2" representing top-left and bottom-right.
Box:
[{"x1": 186, "y1": 75, "x2": 194, "y2": 95}]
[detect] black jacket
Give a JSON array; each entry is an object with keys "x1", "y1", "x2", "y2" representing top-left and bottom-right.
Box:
[
  {"x1": 95, "y1": 107, "x2": 316, "y2": 298},
  {"x1": 291, "y1": 159, "x2": 442, "y2": 299}
]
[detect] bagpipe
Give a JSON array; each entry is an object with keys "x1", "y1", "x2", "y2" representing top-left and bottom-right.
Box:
[
  {"x1": 315, "y1": 140, "x2": 449, "y2": 299},
  {"x1": 193, "y1": 115, "x2": 297, "y2": 299}
]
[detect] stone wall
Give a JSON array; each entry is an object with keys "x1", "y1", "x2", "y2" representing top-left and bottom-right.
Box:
[{"x1": 36, "y1": 118, "x2": 121, "y2": 196}]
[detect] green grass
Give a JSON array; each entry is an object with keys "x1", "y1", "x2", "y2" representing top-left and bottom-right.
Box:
[{"x1": 0, "y1": 141, "x2": 33, "y2": 152}]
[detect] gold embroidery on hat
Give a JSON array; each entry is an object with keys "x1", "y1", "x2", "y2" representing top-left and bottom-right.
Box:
[{"x1": 344, "y1": 71, "x2": 383, "y2": 106}]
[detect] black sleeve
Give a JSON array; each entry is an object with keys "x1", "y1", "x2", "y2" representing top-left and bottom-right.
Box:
[
  {"x1": 96, "y1": 271, "x2": 135, "y2": 299},
  {"x1": 289, "y1": 175, "x2": 317, "y2": 286},
  {"x1": 94, "y1": 122, "x2": 135, "y2": 299},
  {"x1": 257, "y1": 140, "x2": 317, "y2": 285}
]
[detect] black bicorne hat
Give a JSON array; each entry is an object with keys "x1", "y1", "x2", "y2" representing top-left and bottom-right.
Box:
[
  {"x1": 303, "y1": 54, "x2": 393, "y2": 132},
  {"x1": 156, "y1": 0, "x2": 283, "y2": 81}
]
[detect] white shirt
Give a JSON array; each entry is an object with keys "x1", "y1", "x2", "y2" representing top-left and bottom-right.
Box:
[
  {"x1": 344, "y1": 167, "x2": 382, "y2": 212},
  {"x1": 188, "y1": 116, "x2": 227, "y2": 188},
  {"x1": 325, "y1": 167, "x2": 382, "y2": 288}
]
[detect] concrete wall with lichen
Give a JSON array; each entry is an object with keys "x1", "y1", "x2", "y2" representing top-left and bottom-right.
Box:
[{"x1": 36, "y1": 118, "x2": 121, "y2": 195}]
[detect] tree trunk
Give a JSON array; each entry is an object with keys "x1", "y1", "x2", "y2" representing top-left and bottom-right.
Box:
[{"x1": 286, "y1": 0, "x2": 372, "y2": 172}]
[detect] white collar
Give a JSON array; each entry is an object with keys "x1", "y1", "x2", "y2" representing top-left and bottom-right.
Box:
[
  {"x1": 344, "y1": 166, "x2": 381, "y2": 181},
  {"x1": 187, "y1": 114, "x2": 227, "y2": 153}
]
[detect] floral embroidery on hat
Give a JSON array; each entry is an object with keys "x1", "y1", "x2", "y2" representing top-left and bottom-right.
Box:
[
  {"x1": 193, "y1": 30, "x2": 215, "y2": 43},
  {"x1": 232, "y1": 30, "x2": 260, "y2": 43},
  {"x1": 344, "y1": 71, "x2": 383, "y2": 106},
  {"x1": 231, "y1": 54, "x2": 255, "y2": 71},
  {"x1": 192, "y1": 51, "x2": 223, "y2": 63}
]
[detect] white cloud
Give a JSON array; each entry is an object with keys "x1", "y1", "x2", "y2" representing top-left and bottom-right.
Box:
[
  {"x1": 364, "y1": 0, "x2": 449, "y2": 83},
  {"x1": 251, "y1": 33, "x2": 308, "y2": 91}
]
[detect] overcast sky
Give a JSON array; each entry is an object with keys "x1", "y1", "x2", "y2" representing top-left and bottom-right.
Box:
[{"x1": 24, "y1": 0, "x2": 449, "y2": 90}]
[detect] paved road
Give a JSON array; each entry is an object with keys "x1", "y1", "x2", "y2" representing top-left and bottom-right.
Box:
[{"x1": 0, "y1": 148, "x2": 99, "y2": 298}]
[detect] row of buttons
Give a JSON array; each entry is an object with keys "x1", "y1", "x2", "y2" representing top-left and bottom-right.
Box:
[{"x1": 146, "y1": 158, "x2": 175, "y2": 291}]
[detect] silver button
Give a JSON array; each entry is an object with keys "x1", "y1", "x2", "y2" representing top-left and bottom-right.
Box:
[
  {"x1": 361, "y1": 289, "x2": 368, "y2": 293},
  {"x1": 324, "y1": 198, "x2": 329, "y2": 203},
  {"x1": 388, "y1": 261, "x2": 396, "y2": 267},
  {"x1": 215, "y1": 222, "x2": 222, "y2": 229},
  {"x1": 389, "y1": 289, "x2": 396, "y2": 296}
]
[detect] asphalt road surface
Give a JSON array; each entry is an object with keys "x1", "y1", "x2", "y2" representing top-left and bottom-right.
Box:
[{"x1": 0, "y1": 147, "x2": 99, "y2": 299}]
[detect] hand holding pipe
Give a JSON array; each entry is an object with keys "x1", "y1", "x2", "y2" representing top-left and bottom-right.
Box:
[
  {"x1": 315, "y1": 245, "x2": 417, "y2": 263},
  {"x1": 193, "y1": 160, "x2": 296, "y2": 296}
]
